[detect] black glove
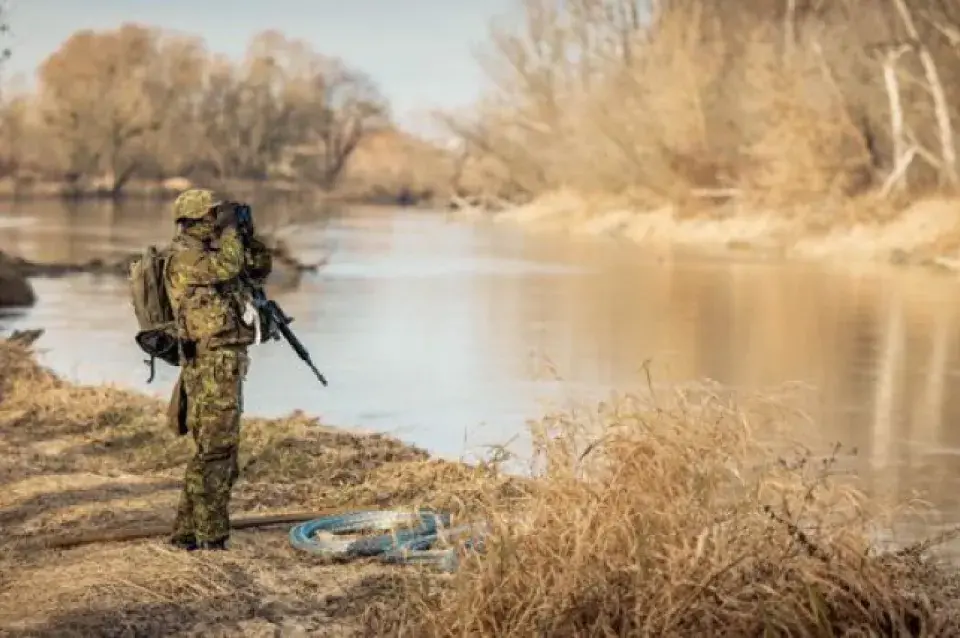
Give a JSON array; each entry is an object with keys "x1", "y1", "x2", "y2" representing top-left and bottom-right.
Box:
[
  {"x1": 213, "y1": 202, "x2": 255, "y2": 240},
  {"x1": 213, "y1": 202, "x2": 239, "y2": 232}
]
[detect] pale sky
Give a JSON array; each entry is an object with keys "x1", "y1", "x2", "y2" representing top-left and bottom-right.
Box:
[{"x1": 2, "y1": 0, "x2": 518, "y2": 133}]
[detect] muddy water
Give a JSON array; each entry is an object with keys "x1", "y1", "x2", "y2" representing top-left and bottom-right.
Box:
[{"x1": 4, "y1": 199, "x2": 960, "y2": 539}]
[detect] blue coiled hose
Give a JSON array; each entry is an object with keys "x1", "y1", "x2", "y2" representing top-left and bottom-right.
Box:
[
  {"x1": 288, "y1": 509, "x2": 486, "y2": 571},
  {"x1": 380, "y1": 523, "x2": 489, "y2": 572}
]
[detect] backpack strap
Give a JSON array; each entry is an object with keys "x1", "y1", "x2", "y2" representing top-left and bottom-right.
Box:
[
  {"x1": 163, "y1": 244, "x2": 195, "y2": 369},
  {"x1": 143, "y1": 245, "x2": 179, "y2": 384},
  {"x1": 145, "y1": 355, "x2": 158, "y2": 383}
]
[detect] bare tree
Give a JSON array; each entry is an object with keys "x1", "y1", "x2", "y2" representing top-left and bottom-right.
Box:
[
  {"x1": 0, "y1": 96, "x2": 28, "y2": 176},
  {"x1": 439, "y1": 0, "x2": 960, "y2": 205},
  {"x1": 312, "y1": 59, "x2": 388, "y2": 188},
  {"x1": 877, "y1": 43, "x2": 915, "y2": 195},
  {"x1": 890, "y1": 0, "x2": 957, "y2": 187},
  {"x1": 194, "y1": 32, "x2": 385, "y2": 185},
  {"x1": 0, "y1": 0, "x2": 9, "y2": 77},
  {"x1": 0, "y1": 0, "x2": 13, "y2": 175},
  {"x1": 138, "y1": 33, "x2": 208, "y2": 179},
  {"x1": 37, "y1": 25, "x2": 171, "y2": 193},
  {"x1": 195, "y1": 55, "x2": 299, "y2": 179},
  {"x1": 1, "y1": 24, "x2": 400, "y2": 195}
]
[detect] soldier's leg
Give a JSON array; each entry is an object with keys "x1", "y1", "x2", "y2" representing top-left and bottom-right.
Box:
[
  {"x1": 170, "y1": 441, "x2": 205, "y2": 548},
  {"x1": 170, "y1": 458, "x2": 201, "y2": 547},
  {"x1": 190, "y1": 348, "x2": 247, "y2": 546},
  {"x1": 170, "y1": 367, "x2": 204, "y2": 548}
]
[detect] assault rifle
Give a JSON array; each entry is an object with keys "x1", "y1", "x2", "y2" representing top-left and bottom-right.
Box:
[
  {"x1": 232, "y1": 203, "x2": 328, "y2": 387},
  {"x1": 242, "y1": 275, "x2": 328, "y2": 387}
]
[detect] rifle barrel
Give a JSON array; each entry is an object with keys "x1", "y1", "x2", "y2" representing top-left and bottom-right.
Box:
[{"x1": 242, "y1": 275, "x2": 327, "y2": 386}]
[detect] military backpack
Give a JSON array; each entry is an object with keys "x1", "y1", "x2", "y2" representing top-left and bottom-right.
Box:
[{"x1": 128, "y1": 245, "x2": 179, "y2": 382}]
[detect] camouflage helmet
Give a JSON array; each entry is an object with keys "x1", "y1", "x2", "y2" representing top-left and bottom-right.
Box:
[{"x1": 172, "y1": 188, "x2": 221, "y2": 222}]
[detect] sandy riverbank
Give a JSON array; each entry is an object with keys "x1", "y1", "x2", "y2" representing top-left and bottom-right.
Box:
[
  {"x1": 0, "y1": 330, "x2": 520, "y2": 636},
  {"x1": 456, "y1": 191, "x2": 960, "y2": 275}
]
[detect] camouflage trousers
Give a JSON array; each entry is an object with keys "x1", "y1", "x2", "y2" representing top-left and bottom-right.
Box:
[{"x1": 171, "y1": 346, "x2": 249, "y2": 544}]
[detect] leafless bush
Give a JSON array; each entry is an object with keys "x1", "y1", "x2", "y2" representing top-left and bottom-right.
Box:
[{"x1": 444, "y1": 0, "x2": 960, "y2": 209}]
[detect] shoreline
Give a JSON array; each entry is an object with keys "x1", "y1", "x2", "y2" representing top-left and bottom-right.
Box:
[
  {"x1": 4, "y1": 331, "x2": 960, "y2": 634},
  {"x1": 0, "y1": 177, "x2": 437, "y2": 208},
  {"x1": 0, "y1": 236, "x2": 327, "y2": 310},
  {"x1": 0, "y1": 331, "x2": 519, "y2": 635},
  {"x1": 453, "y1": 191, "x2": 960, "y2": 277}
]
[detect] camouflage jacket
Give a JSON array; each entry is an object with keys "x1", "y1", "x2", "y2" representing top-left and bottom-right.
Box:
[{"x1": 164, "y1": 225, "x2": 273, "y2": 351}]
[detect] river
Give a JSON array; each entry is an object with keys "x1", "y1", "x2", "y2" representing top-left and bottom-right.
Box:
[{"x1": 4, "y1": 198, "x2": 960, "y2": 539}]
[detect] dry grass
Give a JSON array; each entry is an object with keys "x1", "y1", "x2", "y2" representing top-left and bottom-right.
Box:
[
  {"x1": 363, "y1": 383, "x2": 960, "y2": 636},
  {"x1": 0, "y1": 333, "x2": 520, "y2": 635},
  {"x1": 3, "y1": 332, "x2": 960, "y2": 635}
]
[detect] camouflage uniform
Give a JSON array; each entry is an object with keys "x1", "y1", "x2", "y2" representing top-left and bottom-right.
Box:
[{"x1": 165, "y1": 189, "x2": 272, "y2": 548}]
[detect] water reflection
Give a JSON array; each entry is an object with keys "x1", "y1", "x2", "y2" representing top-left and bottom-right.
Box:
[{"x1": 5, "y1": 201, "x2": 960, "y2": 541}]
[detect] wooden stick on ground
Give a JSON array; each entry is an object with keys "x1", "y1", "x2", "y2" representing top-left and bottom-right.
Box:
[{"x1": 13, "y1": 510, "x2": 343, "y2": 552}]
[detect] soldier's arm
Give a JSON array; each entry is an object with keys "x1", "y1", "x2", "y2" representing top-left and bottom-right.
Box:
[
  {"x1": 243, "y1": 233, "x2": 273, "y2": 285},
  {"x1": 176, "y1": 227, "x2": 245, "y2": 285}
]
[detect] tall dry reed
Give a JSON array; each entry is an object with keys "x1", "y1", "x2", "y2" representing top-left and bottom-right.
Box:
[{"x1": 367, "y1": 382, "x2": 960, "y2": 636}]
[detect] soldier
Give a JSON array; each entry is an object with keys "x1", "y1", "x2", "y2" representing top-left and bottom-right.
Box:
[{"x1": 164, "y1": 188, "x2": 272, "y2": 551}]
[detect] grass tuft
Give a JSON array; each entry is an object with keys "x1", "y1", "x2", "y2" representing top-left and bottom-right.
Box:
[{"x1": 364, "y1": 386, "x2": 960, "y2": 636}]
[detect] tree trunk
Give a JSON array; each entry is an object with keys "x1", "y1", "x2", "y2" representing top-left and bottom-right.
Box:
[
  {"x1": 891, "y1": 0, "x2": 957, "y2": 186},
  {"x1": 879, "y1": 44, "x2": 914, "y2": 195}
]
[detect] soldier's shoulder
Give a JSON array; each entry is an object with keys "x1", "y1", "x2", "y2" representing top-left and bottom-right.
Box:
[
  {"x1": 165, "y1": 241, "x2": 206, "y2": 274},
  {"x1": 167, "y1": 241, "x2": 196, "y2": 260}
]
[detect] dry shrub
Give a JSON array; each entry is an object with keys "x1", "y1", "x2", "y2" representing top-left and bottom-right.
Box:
[
  {"x1": 0, "y1": 330, "x2": 54, "y2": 390},
  {"x1": 571, "y1": 6, "x2": 734, "y2": 204},
  {"x1": 455, "y1": 0, "x2": 960, "y2": 211},
  {"x1": 367, "y1": 383, "x2": 960, "y2": 636},
  {"x1": 340, "y1": 128, "x2": 457, "y2": 201},
  {"x1": 734, "y1": 33, "x2": 873, "y2": 206}
]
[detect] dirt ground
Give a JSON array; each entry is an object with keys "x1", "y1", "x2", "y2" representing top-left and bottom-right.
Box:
[{"x1": 0, "y1": 331, "x2": 513, "y2": 637}]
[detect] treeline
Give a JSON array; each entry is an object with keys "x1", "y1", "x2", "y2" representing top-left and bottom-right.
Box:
[
  {"x1": 0, "y1": 23, "x2": 453, "y2": 200},
  {"x1": 448, "y1": 0, "x2": 960, "y2": 209},
  {"x1": 11, "y1": 3, "x2": 956, "y2": 211}
]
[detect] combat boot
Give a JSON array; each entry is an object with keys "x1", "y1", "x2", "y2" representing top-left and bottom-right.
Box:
[
  {"x1": 197, "y1": 538, "x2": 228, "y2": 551},
  {"x1": 168, "y1": 535, "x2": 198, "y2": 551}
]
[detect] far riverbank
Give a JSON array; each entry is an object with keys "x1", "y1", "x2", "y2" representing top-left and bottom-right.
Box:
[{"x1": 454, "y1": 191, "x2": 960, "y2": 277}]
